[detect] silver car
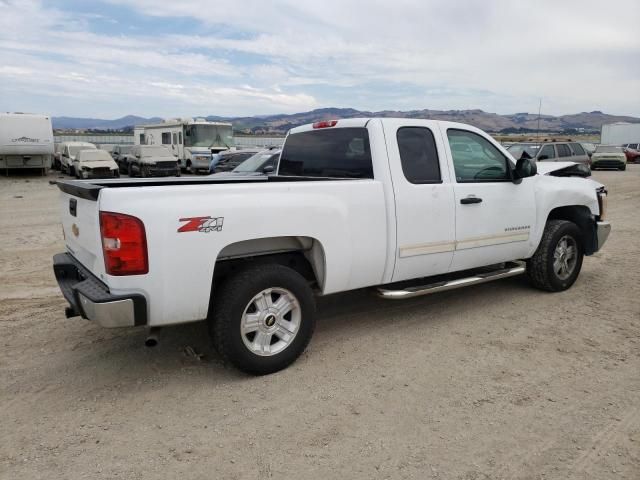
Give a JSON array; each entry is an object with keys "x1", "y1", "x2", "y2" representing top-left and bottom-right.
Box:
[{"x1": 507, "y1": 142, "x2": 591, "y2": 165}]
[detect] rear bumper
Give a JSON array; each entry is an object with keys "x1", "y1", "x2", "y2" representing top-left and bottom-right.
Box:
[
  {"x1": 53, "y1": 253, "x2": 147, "y2": 327},
  {"x1": 596, "y1": 221, "x2": 611, "y2": 252}
]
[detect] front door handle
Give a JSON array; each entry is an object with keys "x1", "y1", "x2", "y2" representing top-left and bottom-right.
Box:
[{"x1": 460, "y1": 196, "x2": 483, "y2": 205}]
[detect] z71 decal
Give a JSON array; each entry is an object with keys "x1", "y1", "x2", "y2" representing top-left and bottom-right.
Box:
[{"x1": 178, "y1": 216, "x2": 224, "y2": 233}]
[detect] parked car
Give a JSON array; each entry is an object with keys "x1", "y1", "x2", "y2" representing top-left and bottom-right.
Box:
[
  {"x1": 211, "y1": 149, "x2": 281, "y2": 177},
  {"x1": 209, "y1": 149, "x2": 261, "y2": 174},
  {"x1": 581, "y1": 142, "x2": 597, "y2": 159},
  {"x1": 53, "y1": 118, "x2": 610, "y2": 375},
  {"x1": 621, "y1": 143, "x2": 640, "y2": 164},
  {"x1": 60, "y1": 141, "x2": 97, "y2": 176},
  {"x1": 124, "y1": 145, "x2": 180, "y2": 177},
  {"x1": 591, "y1": 145, "x2": 627, "y2": 170},
  {"x1": 111, "y1": 145, "x2": 133, "y2": 173},
  {"x1": 507, "y1": 141, "x2": 590, "y2": 165},
  {"x1": 73, "y1": 149, "x2": 119, "y2": 179},
  {"x1": 233, "y1": 149, "x2": 280, "y2": 174}
]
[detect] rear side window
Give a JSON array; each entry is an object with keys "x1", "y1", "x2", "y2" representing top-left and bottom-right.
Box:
[
  {"x1": 569, "y1": 143, "x2": 585, "y2": 155},
  {"x1": 557, "y1": 144, "x2": 571, "y2": 157},
  {"x1": 279, "y1": 128, "x2": 373, "y2": 178},
  {"x1": 396, "y1": 127, "x2": 441, "y2": 183},
  {"x1": 538, "y1": 144, "x2": 555, "y2": 159},
  {"x1": 162, "y1": 132, "x2": 171, "y2": 145}
]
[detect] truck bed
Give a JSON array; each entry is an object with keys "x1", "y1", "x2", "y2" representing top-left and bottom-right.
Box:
[{"x1": 55, "y1": 175, "x2": 356, "y2": 200}]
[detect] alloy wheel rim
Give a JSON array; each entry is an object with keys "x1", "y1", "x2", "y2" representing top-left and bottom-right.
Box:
[
  {"x1": 553, "y1": 235, "x2": 578, "y2": 280},
  {"x1": 240, "y1": 287, "x2": 301, "y2": 356}
]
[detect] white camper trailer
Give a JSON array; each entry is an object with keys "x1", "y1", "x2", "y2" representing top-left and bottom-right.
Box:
[
  {"x1": 136, "y1": 118, "x2": 234, "y2": 173},
  {"x1": 0, "y1": 113, "x2": 54, "y2": 174}
]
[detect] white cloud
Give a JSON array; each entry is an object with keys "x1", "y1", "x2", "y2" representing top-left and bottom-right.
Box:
[{"x1": 0, "y1": 0, "x2": 638, "y2": 117}]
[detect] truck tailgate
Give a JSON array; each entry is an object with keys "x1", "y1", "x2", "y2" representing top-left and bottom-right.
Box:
[{"x1": 59, "y1": 190, "x2": 105, "y2": 278}]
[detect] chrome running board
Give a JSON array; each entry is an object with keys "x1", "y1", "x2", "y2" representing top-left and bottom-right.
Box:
[{"x1": 377, "y1": 262, "x2": 526, "y2": 299}]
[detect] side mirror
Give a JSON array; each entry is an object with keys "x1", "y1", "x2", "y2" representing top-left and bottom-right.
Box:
[
  {"x1": 262, "y1": 165, "x2": 275, "y2": 174},
  {"x1": 514, "y1": 157, "x2": 537, "y2": 181}
]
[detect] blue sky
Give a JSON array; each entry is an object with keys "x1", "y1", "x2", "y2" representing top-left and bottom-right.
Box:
[{"x1": 1, "y1": 0, "x2": 639, "y2": 119}]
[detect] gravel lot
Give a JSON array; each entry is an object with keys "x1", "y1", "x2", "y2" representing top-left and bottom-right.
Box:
[{"x1": 1, "y1": 167, "x2": 639, "y2": 479}]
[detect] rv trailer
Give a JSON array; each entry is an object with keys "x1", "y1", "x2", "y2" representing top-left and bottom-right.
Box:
[
  {"x1": 136, "y1": 118, "x2": 234, "y2": 173},
  {"x1": 0, "y1": 113, "x2": 54, "y2": 174}
]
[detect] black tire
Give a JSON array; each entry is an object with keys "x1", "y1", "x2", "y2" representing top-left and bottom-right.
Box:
[
  {"x1": 527, "y1": 220, "x2": 584, "y2": 292},
  {"x1": 128, "y1": 163, "x2": 135, "y2": 177},
  {"x1": 141, "y1": 165, "x2": 148, "y2": 178},
  {"x1": 620, "y1": 164, "x2": 626, "y2": 171},
  {"x1": 210, "y1": 264, "x2": 316, "y2": 375},
  {"x1": 69, "y1": 166, "x2": 75, "y2": 177}
]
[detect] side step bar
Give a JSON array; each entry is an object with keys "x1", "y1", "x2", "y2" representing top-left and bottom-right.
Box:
[{"x1": 377, "y1": 262, "x2": 526, "y2": 299}]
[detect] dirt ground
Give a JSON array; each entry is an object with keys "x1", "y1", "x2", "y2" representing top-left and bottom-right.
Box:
[{"x1": 1, "y1": 167, "x2": 639, "y2": 480}]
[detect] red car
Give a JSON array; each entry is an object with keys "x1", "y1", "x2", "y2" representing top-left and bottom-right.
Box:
[{"x1": 622, "y1": 143, "x2": 640, "y2": 163}]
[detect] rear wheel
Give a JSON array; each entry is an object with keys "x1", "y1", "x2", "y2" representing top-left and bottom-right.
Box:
[
  {"x1": 527, "y1": 220, "x2": 584, "y2": 292},
  {"x1": 69, "y1": 166, "x2": 75, "y2": 177},
  {"x1": 210, "y1": 264, "x2": 316, "y2": 375},
  {"x1": 620, "y1": 164, "x2": 626, "y2": 171}
]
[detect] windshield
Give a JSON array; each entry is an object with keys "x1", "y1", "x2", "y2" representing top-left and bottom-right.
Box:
[
  {"x1": 79, "y1": 150, "x2": 112, "y2": 162},
  {"x1": 185, "y1": 124, "x2": 234, "y2": 149},
  {"x1": 507, "y1": 143, "x2": 540, "y2": 159},
  {"x1": 117, "y1": 146, "x2": 132, "y2": 154},
  {"x1": 233, "y1": 151, "x2": 278, "y2": 173},
  {"x1": 140, "y1": 146, "x2": 174, "y2": 158},
  {"x1": 595, "y1": 145, "x2": 622, "y2": 154},
  {"x1": 69, "y1": 145, "x2": 96, "y2": 157}
]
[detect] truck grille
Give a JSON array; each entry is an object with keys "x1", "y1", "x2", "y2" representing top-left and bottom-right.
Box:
[
  {"x1": 89, "y1": 167, "x2": 114, "y2": 177},
  {"x1": 593, "y1": 160, "x2": 623, "y2": 167}
]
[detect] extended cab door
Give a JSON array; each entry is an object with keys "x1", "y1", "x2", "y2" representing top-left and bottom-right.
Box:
[
  {"x1": 443, "y1": 126, "x2": 536, "y2": 272},
  {"x1": 383, "y1": 120, "x2": 456, "y2": 282}
]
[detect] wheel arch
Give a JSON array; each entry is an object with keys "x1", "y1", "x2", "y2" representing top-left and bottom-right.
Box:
[
  {"x1": 207, "y1": 236, "x2": 327, "y2": 317},
  {"x1": 546, "y1": 205, "x2": 597, "y2": 255}
]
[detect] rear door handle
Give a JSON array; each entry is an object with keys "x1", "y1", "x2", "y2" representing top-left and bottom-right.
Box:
[{"x1": 460, "y1": 196, "x2": 482, "y2": 205}]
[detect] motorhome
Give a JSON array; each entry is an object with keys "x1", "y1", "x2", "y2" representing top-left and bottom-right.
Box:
[
  {"x1": 0, "y1": 113, "x2": 54, "y2": 174},
  {"x1": 135, "y1": 118, "x2": 234, "y2": 173}
]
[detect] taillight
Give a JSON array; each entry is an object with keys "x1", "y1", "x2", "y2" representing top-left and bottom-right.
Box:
[
  {"x1": 312, "y1": 120, "x2": 338, "y2": 129},
  {"x1": 99, "y1": 211, "x2": 148, "y2": 275}
]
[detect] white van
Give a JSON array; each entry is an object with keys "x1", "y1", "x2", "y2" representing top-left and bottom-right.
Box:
[{"x1": 0, "y1": 113, "x2": 54, "y2": 174}]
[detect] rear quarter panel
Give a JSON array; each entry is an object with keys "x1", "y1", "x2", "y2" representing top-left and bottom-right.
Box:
[{"x1": 98, "y1": 180, "x2": 388, "y2": 326}]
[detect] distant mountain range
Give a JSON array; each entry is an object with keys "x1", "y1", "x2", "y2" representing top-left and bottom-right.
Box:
[{"x1": 52, "y1": 108, "x2": 640, "y2": 134}]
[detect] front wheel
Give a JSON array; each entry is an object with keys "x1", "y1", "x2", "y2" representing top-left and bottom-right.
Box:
[
  {"x1": 527, "y1": 220, "x2": 584, "y2": 292},
  {"x1": 210, "y1": 264, "x2": 316, "y2": 375},
  {"x1": 620, "y1": 164, "x2": 626, "y2": 171}
]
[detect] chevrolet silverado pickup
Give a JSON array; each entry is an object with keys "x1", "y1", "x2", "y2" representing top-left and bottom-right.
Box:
[{"x1": 53, "y1": 118, "x2": 611, "y2": 374}]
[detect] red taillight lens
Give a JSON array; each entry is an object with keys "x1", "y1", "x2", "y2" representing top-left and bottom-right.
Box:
[
  {"x1": 99, "y1": 211, "x2": 148, "y2": 275},
  {"x1": 312, "y1": 120, "x2": 338, "y2": 129}
]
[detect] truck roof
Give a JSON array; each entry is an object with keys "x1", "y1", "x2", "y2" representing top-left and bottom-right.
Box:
[{"x1": 289, "y1": 117, "x2": 491, "y2": 136}]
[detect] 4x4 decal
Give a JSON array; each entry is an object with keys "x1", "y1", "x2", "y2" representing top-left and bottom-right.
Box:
[{"x1": 178, "y1": 216, "x2": 224, "y2": 233}]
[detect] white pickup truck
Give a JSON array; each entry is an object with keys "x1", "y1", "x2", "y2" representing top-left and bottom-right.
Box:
[{"x1": 53, "y1": 118, "x2": 611, "y2": 374}]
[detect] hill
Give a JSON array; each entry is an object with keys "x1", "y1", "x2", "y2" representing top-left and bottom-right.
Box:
[{"x1": 52, "y1": 109, "x2": 640, "y2": 134}]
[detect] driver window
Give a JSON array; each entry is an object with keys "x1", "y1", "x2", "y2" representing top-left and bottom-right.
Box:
[{"x1": 447, "y1": 129, "x2": 509, "y2": 182}]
